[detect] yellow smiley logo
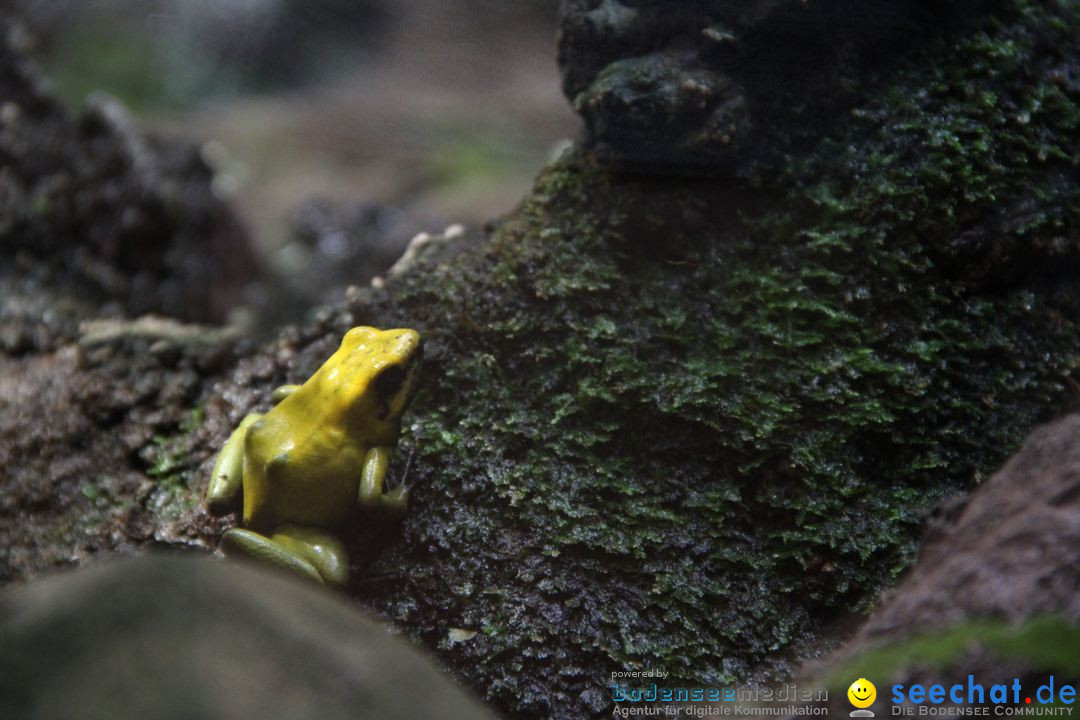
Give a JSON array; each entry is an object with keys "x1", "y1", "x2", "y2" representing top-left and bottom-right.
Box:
[{"x1": 847, "y1": 678, "x2": 877, "y2": 708}]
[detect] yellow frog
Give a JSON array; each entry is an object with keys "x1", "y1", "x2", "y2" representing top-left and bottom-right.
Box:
[{"x1": 205, "y1": 326, "x2": 422, "y2": 584}]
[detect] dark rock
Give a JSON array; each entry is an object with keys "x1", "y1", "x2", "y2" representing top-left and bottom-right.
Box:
[
  {"x1": 0, "y1": 13, "x2": 257, "y2": 346},
  {"x1": 558, "y1": 0, "x2": 990, "y2": 171},
  {"x1": 572, "y1": 51, "x2": 752, "y2": 169}
]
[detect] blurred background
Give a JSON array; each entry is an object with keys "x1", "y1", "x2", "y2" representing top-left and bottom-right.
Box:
[{"x1": 12, "y1": 0, "x2": 577, "y2": 323}]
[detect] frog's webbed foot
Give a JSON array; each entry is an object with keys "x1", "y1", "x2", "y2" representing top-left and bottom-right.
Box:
[
  {"x1": 220, "y1": 525, "x2": 347, "y2": 585},
  {"x1": 358, "y1": 445, "x2": 409, "y2": 515},
  {"x1": 205, "y1": 413, "x2": 263, "y2": 516}
]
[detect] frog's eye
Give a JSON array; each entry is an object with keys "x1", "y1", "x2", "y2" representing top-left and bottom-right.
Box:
[{"x1": 374, "y1": 365, "x2": 405, "y2": 399}]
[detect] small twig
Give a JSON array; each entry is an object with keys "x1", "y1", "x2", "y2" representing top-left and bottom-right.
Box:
[{"x1": 398, "y1": 447, "x2": 416, "y2": 489}]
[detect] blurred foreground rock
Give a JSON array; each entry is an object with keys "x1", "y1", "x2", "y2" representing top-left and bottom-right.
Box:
[{"x1": 0, "y1": 553, "x2": 495, "y2": 720}]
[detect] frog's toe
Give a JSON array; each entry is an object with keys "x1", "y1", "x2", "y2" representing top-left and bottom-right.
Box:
[
  {"x1": 205, "y1": 412, "x2": 263, "y2": 516},
  {"x1": 270, "y1": 384, "x2": 301, "y2": 404},
  {"x1": 220, "y1": 528, "x2": 323, "y2": 583},
  {"x1": 379, "y1": 485, "x2": 409, "y2": 514}
]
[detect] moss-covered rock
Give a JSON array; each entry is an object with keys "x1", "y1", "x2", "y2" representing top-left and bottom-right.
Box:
[{"x1": 335, "y1": 1, "x2": 1080, "y2": 715}]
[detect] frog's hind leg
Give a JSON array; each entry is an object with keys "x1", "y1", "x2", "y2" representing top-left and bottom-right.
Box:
[
  {"x1": 206, "y1": 413, "x2": 263, "y2": 515},
  {"x1": 270, "y1": 525, "x2": 348, "y2": 585},
  {"x1": 220, "y1": 525, "x2": 348, "y2": 585},
  {"x1": 220, "y1": 528, "x2": 324, "y2": 583}
]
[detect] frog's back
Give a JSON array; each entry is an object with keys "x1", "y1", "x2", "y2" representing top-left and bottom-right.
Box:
[{"x1": 242, "y1": 415, "x2": 367, "y2": 531}]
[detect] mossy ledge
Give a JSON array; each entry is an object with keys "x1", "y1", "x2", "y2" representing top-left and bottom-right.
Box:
[{"x1": 248, "y1": 2, "x2": 1080, "y2": 717}]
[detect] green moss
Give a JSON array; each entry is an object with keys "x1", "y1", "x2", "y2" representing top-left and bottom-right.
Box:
[
  {"x1": 179, "y1": 405, "x2": 206, "y2": 435},
  {"x1": 143, "y1": 419, "x2": 203, "y2": 522},
  {"x1": 353, "y1": 1, "x2": 1080, "y2": 716},
  {"x1": 146, "y1": 435, "x2": 182, "y2": 479},
  {"x1": 39, "y1": 21, "x2": 164, "y2": 112},
  {"x1": 38, "y1": 17, "x2": 249, "y2": 112},
  {"x1": 823, "y1": 617, "x2": 1080, "y2": 692}
]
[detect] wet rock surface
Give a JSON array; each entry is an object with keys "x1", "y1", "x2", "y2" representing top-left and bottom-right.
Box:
[{"x1": 0, "y1": 320, "x2": 243, "y2": 584}]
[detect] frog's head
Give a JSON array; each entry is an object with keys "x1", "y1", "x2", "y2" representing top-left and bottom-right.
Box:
[{"x1": 324, "y1": 326, "x2": 422, "y2": 432}]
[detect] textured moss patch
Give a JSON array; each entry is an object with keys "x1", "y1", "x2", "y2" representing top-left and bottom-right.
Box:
[{"x1": 345, "y1": 1, "x2": 1080, "y2": 716}]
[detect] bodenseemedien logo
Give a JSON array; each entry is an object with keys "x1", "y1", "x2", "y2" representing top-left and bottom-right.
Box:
[{"x1": 849, "y1": 678, "x2": 877, "y2": 717}]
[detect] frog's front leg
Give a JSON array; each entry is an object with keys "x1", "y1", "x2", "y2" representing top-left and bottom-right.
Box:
[
  {"x1": 220, "y1": 525, "x2": 347, "y2": 585},
  {"x1": 359, "y1": 446, "x2": 409, "y2": 512},
  {"x1": 270, "y1": 384, "x2": 300, "y2": 403},
  {"x1": 205, "y1": 413, "x2": 263, "y2": 515}
]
